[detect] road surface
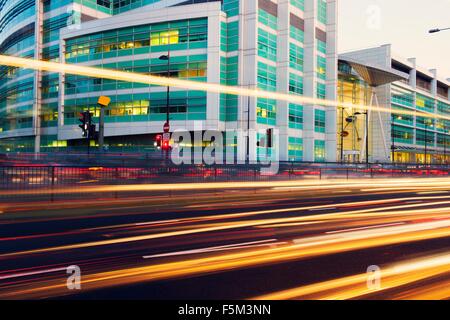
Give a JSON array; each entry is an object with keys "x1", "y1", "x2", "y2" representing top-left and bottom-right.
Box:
[{"x1": 0, "y1": 178, "x2": 449, "y2": 300}]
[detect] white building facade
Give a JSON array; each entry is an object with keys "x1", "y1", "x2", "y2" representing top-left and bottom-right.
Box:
[
  {"x1": 1, "y1": 0, "x2": 339, "y2": 163},
  {"x1": 342, "y1": 45, "x2": 450, "y2": 164}
]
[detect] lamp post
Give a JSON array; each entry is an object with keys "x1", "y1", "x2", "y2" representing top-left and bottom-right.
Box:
[
  {"x1": 340, "y1": 107, "x2": 345, "y2": 163},
  {"x1": 159, "y1": 50, "x2": 171, "y2": 131},
  {"x1": 391, "y1": 122, "x2": 396, "y2": 165},
  {"x1": 424, "y1": 126, "x2": 428, "y2": 165},
  {"x1": 444, "y1": 135, "x2": 447, "y2": 165},
  {"x1": 429, "y1": 27, "x2": 450, "y2": 34}
]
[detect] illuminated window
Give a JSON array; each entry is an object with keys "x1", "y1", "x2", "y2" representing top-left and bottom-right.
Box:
[{"x1": 150, "y1": 30, "x2": 179, "y2": 46}]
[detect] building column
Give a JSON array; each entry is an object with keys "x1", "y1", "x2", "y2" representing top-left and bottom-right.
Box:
[
  {"x1": 448, "y1": 78, "x2": 450, "y2": 100},
  {"x1": 238, "y1": 0, "x2": 259, "y2": 162},
  {"x1": 325, "y1": 0, "x2": 338, "y2": 162},
  {"x1": 408, "y1": 58, "x2": 418, "y2": 149},
  {"x1": 206, "y1": 14, "x2": 222, "y2": 131},
  {"x1": 276, "y1": 0, "x2": 290, "y2": 162},
  {"x1": 302, "y1": 0, "x2": 317, "y2": 162},
  {"x1": 33, "y1": 0, "x2": 44, "y2": 154}
]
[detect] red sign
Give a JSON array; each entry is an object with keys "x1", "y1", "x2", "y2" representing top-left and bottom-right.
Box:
[{"x1": 163, "y1": 122, "x2": 170, "y2": 133}]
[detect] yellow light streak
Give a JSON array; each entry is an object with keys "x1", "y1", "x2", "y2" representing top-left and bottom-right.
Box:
[
  {"x1": 1, "y1": 200, "x2": 449, "y2": 259},
  {"x1": 2, "y1": 177, "x2": 450, "y2": 197},
  {"x1": 1, "y1": 222, "x2": 449, "y2": 299},
  {"x1": 253, "y1": 253, "x2": 450, "y2": 300},
  {"x1": 0, "y1": 54, "x2": 448, "y2": 121}
]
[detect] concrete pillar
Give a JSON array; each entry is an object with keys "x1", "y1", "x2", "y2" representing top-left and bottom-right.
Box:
[
  {"x1": 429, "y1": 69, "x2": 438, "y2": 150},
  {"x1": 238, "y1": 0, "x2": 258, "y2": 162},
  {"x1": 302, "y1": 0, "x2": 317, "y2": 162},
  {"x1": 448, "y1": 78, "x2": 450, "y2": 101},
  {"x1": 206, "y1": 14, "x2": 222, "y2": 131},
  {"x1": 429, "y1": 69, "x2": 438, "y2": 97},
  {"x1": 33, "y1": 0, "x2": 44, "y2": 154},
  {"x1": 407, "y1": 58, "x2": 417, "y2": 89},
  {"x1": 407, "y1": 58, "x2": 418, "y2": 148},
  {"x1": 276, "y1": 0, "x2": 290, "y2": 162},
  {"x1": 325, "y1": 0, "x2": 337, "y2": 162}
]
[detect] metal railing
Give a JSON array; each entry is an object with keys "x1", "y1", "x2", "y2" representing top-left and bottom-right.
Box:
[{"x1": 1, "y1": 162, "x2": 449, "y2": 191}]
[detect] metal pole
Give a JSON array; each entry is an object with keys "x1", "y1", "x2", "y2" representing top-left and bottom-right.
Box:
[
  {"x1": 391, "y1": 122, "x2": 395, "y2": 164},
  {"x1": 87, "y1": 109, "x2": 91, "y2": 156},
  {"x1": 99, "y1": 105, "x2": 105, "y2": 151},
  {"x1": 247, "y1": 95, "x2": 250, "y2": 164},
  {"x1": 166, "y1": 48, "x2": 170, "y2": 126},
  {"x1": 340, "y1": 107, "x2": 344, "y2": 163},
  {"x1": 166, "y1": 47, "x2": 171, "y2": 160},
  {"x1": 365, "y1": 112, "x2": 369, "y2": 166},
  {"x1": 424, "y1": 125, "x2": 428, "y2": 165},
  {"x1": 444, "y1": 136, "x2": 447, "y2": 165}
]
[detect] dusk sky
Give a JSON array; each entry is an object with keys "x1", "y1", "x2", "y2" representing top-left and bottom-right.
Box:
[{"x1": 339, "y1": 0, "x2": 450, "y2": 79}]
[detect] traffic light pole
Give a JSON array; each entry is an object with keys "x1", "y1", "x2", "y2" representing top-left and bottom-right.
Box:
[
  {"x1": 87, "y1": 109, "x2": 91, "y2": 156},
  {"x1": 79, "y1": 111, "x2": 92, "y2": 156},
  {"x1": 165, "y1": 49, "x2": 171, "y2": 160}
]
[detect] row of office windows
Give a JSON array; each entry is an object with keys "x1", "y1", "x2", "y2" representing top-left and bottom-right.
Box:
[
  {"x1": 220, "y1": 21, "x2": 239, "y2": 52},
  {"x1": 288, "y1": 138, "x2": 327, "y2": 163},
  {"x1": 63, "y1": 92, "x2": 207, "y2": 123},
  {"x1": 392, "y1": 86, "x2": 450, "y2": 115},
  {"x1": 393, "y1": 124, "x2": 450, "y2": 146},
  {"x1": 65, "y1": 60, "x2": 207, "y2": 94},
  {"x1": 65, "y1": 19, "x2": 208, "y2": 60}
]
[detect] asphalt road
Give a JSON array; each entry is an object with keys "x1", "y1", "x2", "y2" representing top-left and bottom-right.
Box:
[{"x1": 0, "y1": 178, "x2": 449, "y2": 300}]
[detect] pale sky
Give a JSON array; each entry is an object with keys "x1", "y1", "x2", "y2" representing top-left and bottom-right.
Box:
[{"x1": 339, "y1": 0, "x2": 450, "y2": 79}]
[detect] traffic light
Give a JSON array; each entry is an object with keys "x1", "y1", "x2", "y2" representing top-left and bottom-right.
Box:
[
  {"x1": 162, "y1": 140, "x2": 170, "y2": 151},
  {"x1": 88, "y1": 124, "x2": 97, "y2": 139},
  {"x1": 79, "y1": 111, "x2": 95, "y2": 138},
  {"x1": 79, "y1": 111, "x2": 90, "y2": 137},
  {"x1": 267, "y1": 128, "x2": 273, "y2": 148},
  {"x1": 154, "y1": 135, "x2": 162, "y2": 149}
]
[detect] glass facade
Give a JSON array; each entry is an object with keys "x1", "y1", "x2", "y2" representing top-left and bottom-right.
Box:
[
  {"x1": 0, "y1": 0, "x2": 339, "y2": 163},
  {"x1": 337, "y1": 62, "x2": 371, "y2": 163},
  {"x1": 338, "y1": 59, "x2": 450, "y2": 164}
]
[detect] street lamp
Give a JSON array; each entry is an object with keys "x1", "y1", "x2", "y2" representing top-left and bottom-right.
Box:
[
  {"x1": 159, "y1": 52, "x2": 170, "y2": 129},
  {"x1": 429, "y1": 27, "x2": 450, "y2": 34},
  {"x1": 339, "y1": 107, "x2": 345, "y2": 163}
]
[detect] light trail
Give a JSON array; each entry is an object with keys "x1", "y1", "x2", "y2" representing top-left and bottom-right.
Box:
[
  {"x1": 1, "y1": 218, "x2": 449, "y2": 299},
  {"x1": 253, "y1": 253, "x2": 450, "y2": 300},
  {"x1": 2, "y1": 193, "x2": 447, "y2": 243},
  {"x1": 142, "y1": 239, "x2": 283, "y2": 259},
  {"x1": 1, "y1": 180, "x2": 450, "y2": 299},
  {"x1": 0, "y1": 54, "x2": 448, "y2": 121},
  {"x1": 391, "y1": 279, "x2": 450, "y2": 300},
  {"x1": 2, "y1": 195, "x2": 450, "y2": 258},
  {"x1": 2, "y1": 191, "x2": 450, "y2": 257},
  {"x1": 2, "y1": 177, "x2": 450, "y2": 197}
]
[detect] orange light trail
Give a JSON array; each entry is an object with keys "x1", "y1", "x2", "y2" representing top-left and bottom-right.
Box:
[
  {"x1": 0, "y1": 54, "x2": 448, "y2": 121},
  {"x1": 2, "y1": 177, "x2": 450, "y2": 197},
  {"x1": 0, "y1": 218, "x2": 449, "y2": 299},
  {"x1": 253, "y1": 253, "x2": 450, "y2": 300}
]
